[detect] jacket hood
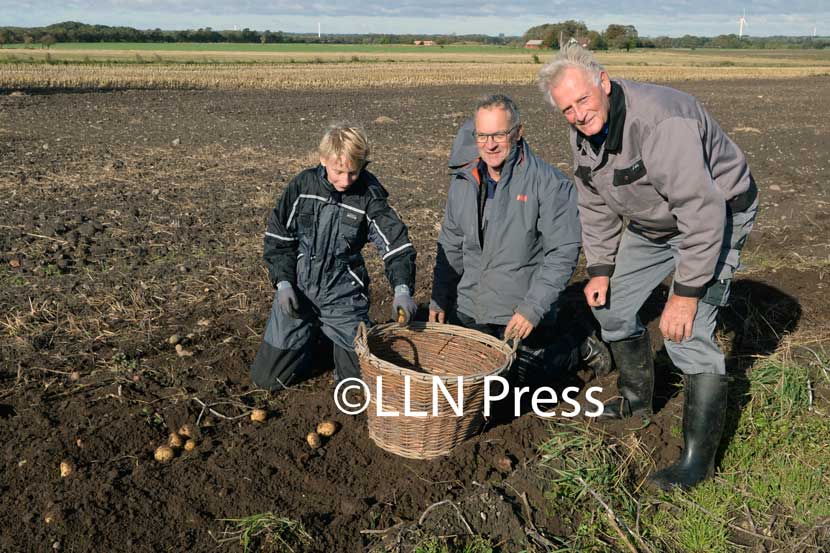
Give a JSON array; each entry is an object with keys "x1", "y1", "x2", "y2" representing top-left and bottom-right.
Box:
[{"x1": 448, "y1": 118, "x2": 479, "y2": 170}]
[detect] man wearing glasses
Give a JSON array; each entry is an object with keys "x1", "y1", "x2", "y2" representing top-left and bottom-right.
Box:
[{"x1": 429, "y1": 94, "x2": 611, "y2": 389}]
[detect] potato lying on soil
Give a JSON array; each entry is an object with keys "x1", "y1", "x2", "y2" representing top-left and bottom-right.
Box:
[
  {"x1": 154, "y1": 445, "x2": 175, "y2": 463},
  {"x1": 184, "y1": 439, "x2": 197, "y2": 452},
  {"x1": 168, "y1": 432, "x2": 183, "y2": 449},
  {"x1": 59, "y1": 460, "x2": 74, "y2": 478},
  {"x1": 306, "y1": 432, "x2": 322, "y2": 449},
  {"x1": 175, "y1": 343, "x2": 194, "y2": 357},
  {"x1": 316, "y1": 420, "x2": 339, "y2": 437},
  {"x1": 178, "y1": 424, "x2": 194, "y2": 438},
  {"x1": 250, "y1": 409, "x2": 267, "y2": 423},
  {"x1": 495, "y1": 455, "x2": 514, "y2": 472}
]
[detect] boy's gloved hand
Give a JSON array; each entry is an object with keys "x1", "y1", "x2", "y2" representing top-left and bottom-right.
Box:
[
  {"x1": 392, "y1": 285, "x2": 417, "y2": 325},
  {"x1": 276, "y1": 281, "x2": 301, "y2": 319}
]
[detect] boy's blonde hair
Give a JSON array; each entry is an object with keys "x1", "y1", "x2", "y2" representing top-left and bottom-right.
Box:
[{"x1": 318, "y1": 123, "x2": 370, "y2": 168}]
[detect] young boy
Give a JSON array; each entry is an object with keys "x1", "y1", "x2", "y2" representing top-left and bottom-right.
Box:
[{"x1": 251, "y1": 123, "x2": 417, "y2": 390}]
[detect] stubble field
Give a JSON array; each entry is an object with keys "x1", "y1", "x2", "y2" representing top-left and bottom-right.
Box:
[{"x1": 1, "y1": 57, "x2": 829, "y2": 552}]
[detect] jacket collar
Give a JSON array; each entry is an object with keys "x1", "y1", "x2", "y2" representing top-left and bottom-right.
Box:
[
  {"x1": 576, "y1": 80, "x2": 626, "y2": 155},
  {"x1": 316, "y1": 163, "x2": 370, "y2": 195},
  {"x1": 464, "y1": 137, "x2": 527, "y2": 185}
]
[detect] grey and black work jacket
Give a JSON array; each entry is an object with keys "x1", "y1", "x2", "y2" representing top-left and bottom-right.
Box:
[
  {"x1": 571, "y1": 78, "x2": 758, "y2": 297},
  {"x1": 263, "y1": 165, "x2": 416, "y2": 297},
  {"x1": 432, "y1": 121, "x2": 581, "y2": 327}
]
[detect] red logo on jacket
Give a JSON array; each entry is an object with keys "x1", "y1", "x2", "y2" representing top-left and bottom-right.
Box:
[{"x1": 516, "y1": 194, "x2": 528, "y2": 202}]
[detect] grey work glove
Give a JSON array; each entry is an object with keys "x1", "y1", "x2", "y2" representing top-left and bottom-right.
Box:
[
  {"x1": 392, "y1": 285, "x2": 417, "y2": 325},
  {"x1": 276, "y1": 281, "x2": 301, "y2": 319}
]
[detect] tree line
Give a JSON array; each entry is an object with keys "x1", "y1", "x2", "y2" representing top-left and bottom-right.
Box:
[
  {"x1": 523, "y1": 20, "x2": 828, "y2": 50},
  {"x1": 0, "y1": 20, "x2": 826, "y2": 50},
  {"x1": 0, "y1": 21, "x2": 512, "y2": 47}
]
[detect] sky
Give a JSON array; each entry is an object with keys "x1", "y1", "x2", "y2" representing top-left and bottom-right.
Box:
[{"x1": 2, "y1": 1, "x2": 827, "y2": 37}]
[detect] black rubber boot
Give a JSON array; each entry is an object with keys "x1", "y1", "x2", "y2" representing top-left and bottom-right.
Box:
[
  {"x1": 647, "y1": 373, "x2": 728, "y2": 491},
  {"x1": 600, "y1": 331, "x2": 654, "y2": 419},
  {"x1": 580, "y1": 334, "x2": 614, "y2": 377}
]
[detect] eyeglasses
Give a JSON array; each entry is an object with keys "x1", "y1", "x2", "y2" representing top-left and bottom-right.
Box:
[{"x1": 473, "y1": 124, "x2": 519, "y2": 144}]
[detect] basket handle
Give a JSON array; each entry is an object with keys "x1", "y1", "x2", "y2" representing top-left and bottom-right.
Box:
[{"x1": 502, "y1": 334, "x2": 521, "y2": 354}]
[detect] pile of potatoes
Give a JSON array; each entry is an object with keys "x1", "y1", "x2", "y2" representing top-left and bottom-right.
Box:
[
  {"x1": 153, "y1": 409, "x2": 269, "y2": 463},
  {"x1": 306, "y1": 420, "x2": 339, "y2": 449},
  {"x1": 153, "y1": 424, "x2": 198, "y2": 463}
]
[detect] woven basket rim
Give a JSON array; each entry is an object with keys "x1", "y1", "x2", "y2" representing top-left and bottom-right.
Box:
[{"x1": 354, "y1": 321, "x2": 516, "y2": 382}]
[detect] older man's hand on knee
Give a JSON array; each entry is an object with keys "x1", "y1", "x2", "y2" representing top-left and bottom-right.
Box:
[
  {"x1": 660, "y1": 295, "x2": 699, "y2": 342},
  {"x1": 584, "y1": 276, "x2": 610, "y2": 307}
]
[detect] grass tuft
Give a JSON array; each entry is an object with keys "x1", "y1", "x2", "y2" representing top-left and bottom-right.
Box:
[
  {"x1": 538, "y1": 421, "x2": 647, "y2": 551},
  {"x1": 216, "y1": 513, "x2": 311, "y2": 553}
]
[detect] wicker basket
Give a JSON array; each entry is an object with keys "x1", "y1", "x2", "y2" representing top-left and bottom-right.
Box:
[{"x1": 354, "y1": 322, "x2": 516, "y2": 460}]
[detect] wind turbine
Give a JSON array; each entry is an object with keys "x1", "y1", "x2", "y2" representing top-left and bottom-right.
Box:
[{"x1": 738, "y1": 10, "x2": 747, "y2": 38}]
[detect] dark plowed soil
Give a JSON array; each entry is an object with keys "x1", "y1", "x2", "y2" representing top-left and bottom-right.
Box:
[{"x1": 1, "y1": 77, "x2": 828, "y2": 552}]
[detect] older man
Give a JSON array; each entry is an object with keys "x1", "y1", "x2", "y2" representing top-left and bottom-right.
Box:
[
  {"x1": 539, "y1": 44, "x2": 758, "y2": 490},
  {"x1": 429, "y1": 94, "x2": 611, "y2": 388}
]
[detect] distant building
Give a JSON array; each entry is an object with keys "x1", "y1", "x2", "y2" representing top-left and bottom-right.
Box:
[
  {"x1": 525, "y1": 39, "x2": 543, "y2": 49},
  {"x1": 414, "y1": 40, "x2": 436, "y2": 46}
]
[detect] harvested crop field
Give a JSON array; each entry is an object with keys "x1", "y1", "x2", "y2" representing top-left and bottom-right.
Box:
[{"x1": 1, "y1": 76, "x2": 829, "y2": 552}]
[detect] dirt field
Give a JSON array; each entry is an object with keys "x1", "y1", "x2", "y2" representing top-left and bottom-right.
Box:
[{"x1": 1, "y1": 77, "x2": 829, "y2": 552}]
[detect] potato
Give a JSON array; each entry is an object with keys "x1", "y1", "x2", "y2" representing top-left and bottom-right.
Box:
[
  {"x1": 178, "y1": 424, "x2": 194, "y2": 438},
  {"x1": 175, "y1": 343, "x2": 193, "y2": 357},
  {"x1": 184, "y1": 439, "x2": 197, "y2": 452},
  {"x1": 306, "y1": 432, "x2": 322, "y2": 449},
  {"x1": 316, "y1": 420, "x2": 338, "y2": 437},
  {"x1": 168, "y1": 432, "x2": 183, "y2": 449},
  {"x1": 154, "y1": 445, "x2": 175, "y2": 463},
  {"x1": 59, "y1": 460, "x2": 74, "y2": 478},
  {"x1": 250, "y1": 408, "x2": 267, "y2": 423},
  {"x1": 495, "y1": 455, "x2": 514, "y2": 472}
]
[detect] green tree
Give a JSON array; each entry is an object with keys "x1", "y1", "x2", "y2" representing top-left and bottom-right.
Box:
[
  {"x1": 604, "y1": 24, "x2": 638, "y2": 50},
  {"x1": 653, "y1": 36, "x2": 673, "y2": 49},
  {"x1": 0, "y1": 29, "x2": 10, "y2": 48},
  {"x1": 585, "y1": 30, "x2": 606, "y2": 50},
  {"x1": 41, "y1": 34, "x2": 56, "y2": 49},
  {"x1": 523, "y1": 20, "x2": 589, "y2": 49},
  {"x1": 709, "y1": 34, "x2": 743, "y2": 48},
  {"x1": 543, "y1": 20, "x2": 589, "y2": 48},
  {"x1": 675, "y1": 34, "x2": 706, "y2": 49}
]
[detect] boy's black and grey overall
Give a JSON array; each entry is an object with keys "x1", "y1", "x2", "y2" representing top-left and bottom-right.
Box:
[{"x1": 251, "y1": 165, "x2": 416, "y2": 390}]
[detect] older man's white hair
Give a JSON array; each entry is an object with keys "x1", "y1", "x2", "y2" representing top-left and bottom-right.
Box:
[{"x1": 538, "y1": 43, "x2": 606, "y2": 106}]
